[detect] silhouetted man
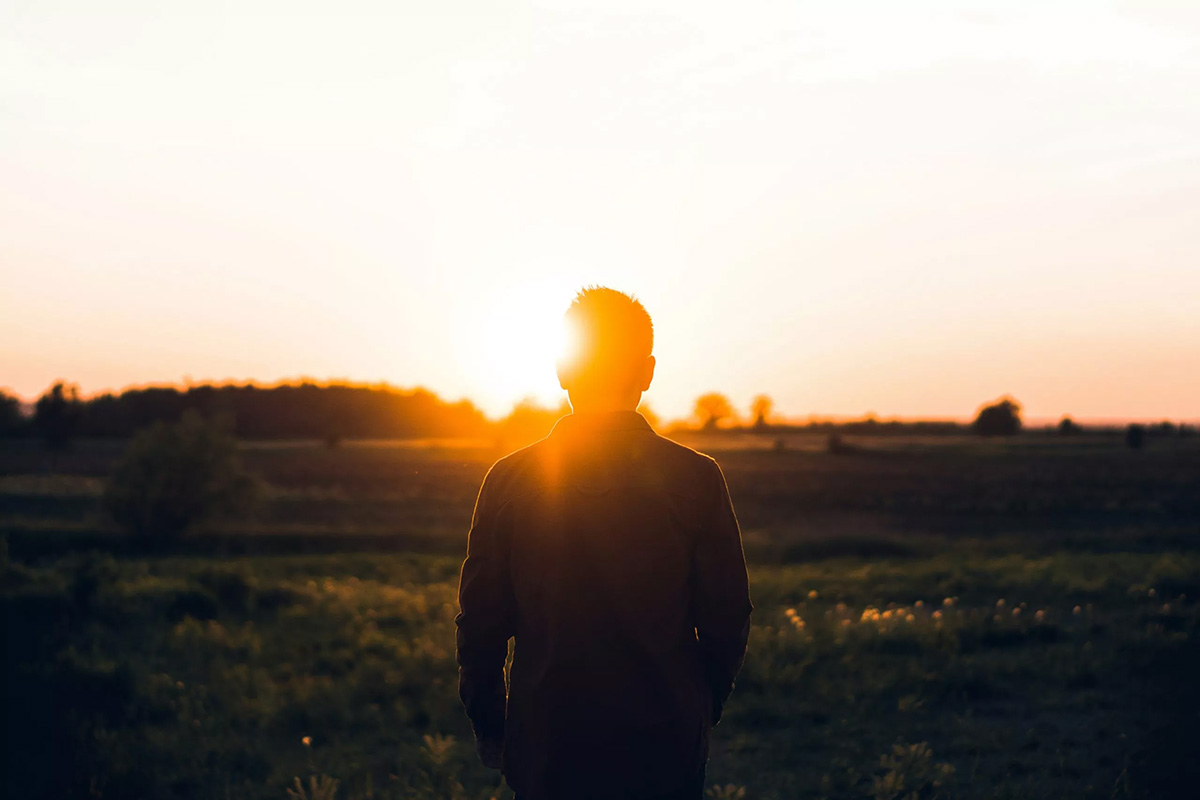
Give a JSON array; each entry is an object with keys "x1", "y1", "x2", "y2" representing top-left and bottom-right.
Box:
[{"x1": 456, "y1": 287, "x2": 753, "y2": 800}]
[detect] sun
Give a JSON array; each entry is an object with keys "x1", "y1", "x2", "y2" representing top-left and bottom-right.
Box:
[{"x1": 469, "y1": 283, "x2": 574, "y2": 415}]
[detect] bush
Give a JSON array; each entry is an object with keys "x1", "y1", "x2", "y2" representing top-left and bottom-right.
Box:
[
  {"x1": 1058, "y1": 416, "x2": 1081, "y2": 436},
  {"x1": 1126, "y1": 423, "x2": 1146, "y2": 450},
  {"x1": 104, "y1": 412, "x2": 261, "y2": 540}
]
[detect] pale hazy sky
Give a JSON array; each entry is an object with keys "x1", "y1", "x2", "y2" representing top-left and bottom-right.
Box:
[{"x1": 3, "y1": 0, "x2": 1198, "y2": 421}]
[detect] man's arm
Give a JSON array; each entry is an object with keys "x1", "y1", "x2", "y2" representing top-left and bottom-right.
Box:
[
  {"x1": 693, "y1": 460, "x2": 753, "y2": 726},
  {"x1": 455, "y1": 468, "x2": 515, "y2": 766}
]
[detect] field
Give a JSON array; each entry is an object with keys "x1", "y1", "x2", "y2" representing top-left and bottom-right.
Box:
[{"x1": 4, "y1": 432, "x2": 1200, "y2": 799}]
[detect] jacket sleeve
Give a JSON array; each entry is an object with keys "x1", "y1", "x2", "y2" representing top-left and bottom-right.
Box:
[
  {"x1": 693, "y1": 459, "x2": 753, "y2": 725},
  {"x1": 455, "y1": 468, "x2": 515, "y2": 742}
]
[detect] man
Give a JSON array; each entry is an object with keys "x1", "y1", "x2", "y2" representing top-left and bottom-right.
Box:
[{"x1": 456, "y1": 287, "x2": 753, "y2": 800}]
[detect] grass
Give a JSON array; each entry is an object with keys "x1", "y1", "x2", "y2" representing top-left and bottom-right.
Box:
[
  {"x1": 5, "y1": 546, "x2": 1198, "y2": 799},
  {"x1": 4, "y1": 434, "x2": 1200, "y2": 798}
]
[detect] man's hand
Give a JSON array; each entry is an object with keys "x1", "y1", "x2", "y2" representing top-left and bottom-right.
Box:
[{"x1": 475, "y1": 735, "x2": 504, "y2": 770}]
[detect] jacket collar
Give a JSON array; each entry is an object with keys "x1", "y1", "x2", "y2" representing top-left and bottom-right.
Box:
[{"x1": 550, "y1": 411, "x2": 653, "y2": 437}]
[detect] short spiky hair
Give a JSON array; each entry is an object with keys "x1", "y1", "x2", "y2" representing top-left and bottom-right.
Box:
[{"x1": 562, "y1": 287, "x2": 653, "y2": 387}]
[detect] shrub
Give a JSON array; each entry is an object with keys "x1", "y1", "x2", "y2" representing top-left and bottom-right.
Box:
[
  {"x1": 1058, "y1": 416, "x2": 1081, "y2": 435},
  {"x1": 1126, "y1": 423, "x2": 1146, "y2": 450},
  {"x1": 104, "y1": 412, "x2": 260, "y2": 540}
]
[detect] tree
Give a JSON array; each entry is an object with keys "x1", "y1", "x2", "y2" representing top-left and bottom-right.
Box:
[
  {"x1": 104, "y1": 412, "x2": 260, "y2": 541},
  {"x1": 1058, "y1": 416, "x2": 1081, "y2": 436},
  {"x1": 971, "y1": 396, "x2": 1022, "y2": 437},
  {"x1": 34, "y1": 381, "x2": 82, "y2": 449},
  {"x1": 751, "y1": 395, "x2": 774, "y2": 430},
  {"x1": 0, "y1": 390, "x2": 25, "y2": 437},
  {"x1": 694, "y1": 393, "x2": 734, "y2": 431}
]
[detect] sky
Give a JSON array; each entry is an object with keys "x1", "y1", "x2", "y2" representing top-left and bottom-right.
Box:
[{"x1": 2, "y1": 0, "x2": 1198, "y2": 423}]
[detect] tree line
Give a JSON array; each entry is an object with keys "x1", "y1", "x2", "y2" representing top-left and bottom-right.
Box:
[
  {"x1": 2, "y1": 382, "x2": 1192, "y2": 448},
  {"x1": 690, "y1": 392, "x2": 1193, "y2": 444},
  {"x1": 0, "y1": 381, "x2": 491, "y2": 444}
]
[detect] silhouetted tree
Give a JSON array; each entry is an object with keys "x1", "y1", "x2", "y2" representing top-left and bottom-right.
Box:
[
  {"x1": 0, "y1": 390, "x2": 24, "y2": 437},
  {"x1": 751, "y1": 394, "x2": 774, "y2": 430},
  {"x1": 971, "y1": 396, "x2": 1022, "y2": 437},
  {"x1": 1125, "y1": 423, "x2": 1145, "y2": 450},
  {"x1": 694, "y1": 393, "x2": 734, "y2": 431},
  {"x1": 104, "y1": 412, "x2": 261, "y2": 541},
  {"x1": 33, "y1": 381, "x2": 83, "y2": 449},
  {"x1": 1058, "y1": 416, "x2": 1081, "y2": 436}
]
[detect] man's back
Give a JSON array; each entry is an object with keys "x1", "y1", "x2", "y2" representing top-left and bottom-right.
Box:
[{"x1": 456, "y1": 411, "x2": 753, "y2": 800}]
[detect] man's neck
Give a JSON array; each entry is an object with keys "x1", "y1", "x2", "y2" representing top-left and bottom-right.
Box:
[{"x1": 568, "y1": 395, "x2": 641, "y2": 415}]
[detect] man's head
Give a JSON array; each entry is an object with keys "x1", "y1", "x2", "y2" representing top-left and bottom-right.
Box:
[{"x1": 557, "y1": 287, "x2": 655, "y2": 411}]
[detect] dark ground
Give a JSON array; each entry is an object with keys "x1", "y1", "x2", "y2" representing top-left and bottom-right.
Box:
[{"x1": 3, "y1": 432, "x2": 1199, "y2": 798}]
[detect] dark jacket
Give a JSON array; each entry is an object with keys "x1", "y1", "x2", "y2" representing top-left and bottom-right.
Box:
[{"x1": 456, "y1": 411, "x2": 753, "y2": 799}]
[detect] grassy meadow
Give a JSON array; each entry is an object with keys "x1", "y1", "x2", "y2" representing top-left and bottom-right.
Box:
[{"x1": 3, "y1": 431, "x2": 1200, "y2": 799}]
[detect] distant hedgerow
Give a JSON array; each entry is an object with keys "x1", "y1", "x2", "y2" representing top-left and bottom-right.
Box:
[{"x1": 104, "y1": 411, "x2": 261, "y2": 540}]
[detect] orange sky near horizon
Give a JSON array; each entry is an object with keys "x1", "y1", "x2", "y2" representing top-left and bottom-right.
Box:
[{"x1": 3, "y1": 1, "x2": 1198, "y2": 423}]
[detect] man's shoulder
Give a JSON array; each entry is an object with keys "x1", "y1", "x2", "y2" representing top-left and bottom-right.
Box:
[
  {"x1": 481, "y1": 429, "x2": 722, "y2": 503},
  {"x1": 528, "y1": 429, "x2": 719, "y2": 468},
  {"x1": 480, "y1": 439, "x2": 545, "y2": 495},
  {"x1": 643, "y1": 430, "x2": 721, "y2": 472},
  {"x1": 628, "y1": 429, "x2": 720, "y2": 479}
]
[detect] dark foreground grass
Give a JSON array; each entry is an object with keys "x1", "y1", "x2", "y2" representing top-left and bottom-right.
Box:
[{"x1": 5, "y1": 544, "x2": 1199, "y2": 800}]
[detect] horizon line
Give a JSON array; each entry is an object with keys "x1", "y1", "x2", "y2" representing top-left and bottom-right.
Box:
[{"x1": 3, "y1": 375, "x2": 1196, "y2": 428}]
